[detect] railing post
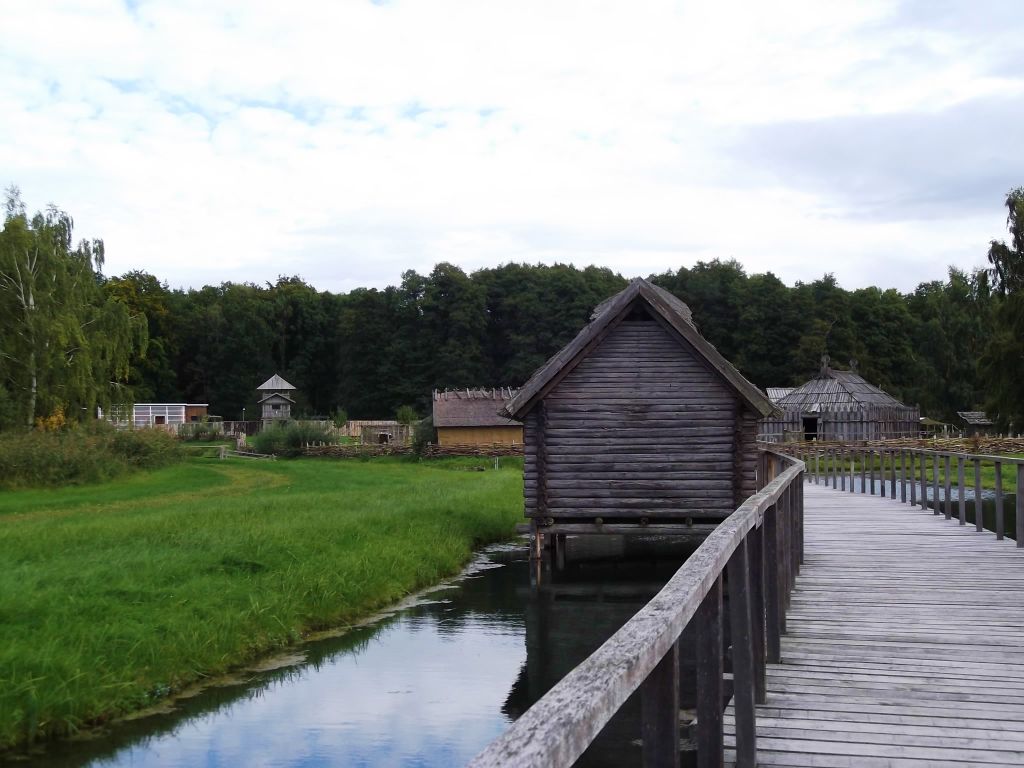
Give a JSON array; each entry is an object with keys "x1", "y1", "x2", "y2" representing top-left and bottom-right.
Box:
[
  {"x1": 974, "y1": 459, "x2": 983, "y2": 532},
  {"x1": 764, "y1": 502, "x2": 781, "y2": 664},
  {"x1": 840, "y1": 448, "x2": 847, "y2": 491},
  {"x1": 958, "y1": 456, "x2": 966, "y2": 525},
  {"x1": 890, "y1": 449, "x2": 897, "y2": 500},
  {"x1": 831, "y1": 448, "x2": 837, "y2": 489},
  {"x1": 996, "y1": 462, "x2": 1004, "y2": 540},
  {"x1": 727, "y1": 539, "x2": 756, "y2": 768},
  {"x1": 909, "y1": 450, "x2": 916, "y2": 506},
  {"x1": 943, "y1": 455, "x2": 952, "y2": 519},
  {"x1": 925, "y1": 450, "x2": 933, "y2": 512},
  {"x1": 900, "y1": 449, "x2": 907, "y2": 503},
  {"x1": 1016, "y1": 464, "x2": 1024, "y2": 547},
  {"x1": 869, "y1": 449, "x2": 876, "y2": 495},
  {"x1": 641, "y1": 641, "x2": 680, "y2": 768},
  {"x1": 749, "y1": 522, "x2": 767, "y2": 704},
  {"x1": 859, "y1": 449, "x2": 866, "y2": 494},
  {"x1": 696, "y1": 576, "x2": 723, "y2": 768}
]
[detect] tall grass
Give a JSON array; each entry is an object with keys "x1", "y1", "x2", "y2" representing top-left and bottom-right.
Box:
[
  {"x1": 249, "y1": 421, "x2": 339, "y2": 456},
  {"x1": 0, "y1": 457, "x2": 522, "y2": 751},
  {"x1": 0, "y1": 423, "x2": 185, "y2": 489}
]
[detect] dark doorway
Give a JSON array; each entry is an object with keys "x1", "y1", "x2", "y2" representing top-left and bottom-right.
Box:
[
  {"x1": 377, "y1": 433, "x2": 390, "y2": 444},
  {"x1": 802, "y1": 416, "x2": 818, "y2": 441},
  {"x1": 154, "y1": 416, "x2": 166, "y2": 425}
]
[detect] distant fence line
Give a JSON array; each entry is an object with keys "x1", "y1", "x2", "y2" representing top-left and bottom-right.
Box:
[
  {"x1": 300, "y1": 442, "x2": 523, "y2": 459},
  {"x1": 759, "y1": 436, "x2": 1024, "y2": 454}
]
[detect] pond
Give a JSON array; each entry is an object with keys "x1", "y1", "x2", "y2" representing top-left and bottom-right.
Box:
[{"x1": 19, "y1": 537, "x2": 700, "y2": 768}]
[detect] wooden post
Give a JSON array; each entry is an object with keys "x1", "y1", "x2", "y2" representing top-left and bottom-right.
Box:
[
  {"x1": 900, "y1": 450, "x2": 907, "y2": 503},
  {"x1": 727, "y1": 539, "x2": 756, "y2": 768},
  {"x1": 831, "y1": 448, "x2": 837, "y2": 489},
  {"x1": 641, "y1": 641, "x2": 680, "y2": 768},
  {"x1": 944, "y1": 455, "x2": 952, "y2": 520},
  {"x1": 1016, "y1": 464, "x2": 1024, "y2": 548},
  {"x1": 860, "y1": 449, "x2": 866, "y2": 494},
  {"x1": 869, "y1": 450, "x2": 876, "y2": 495},
  {"x1": 890, "y1": 450, "x2": 897, "y2": 500},
  {"x1": 840, "y1": 448, "x2": 847, "y2": 491},
  {"x1": 958, "y1": 456, "x2": 966, "y2": 526},
  {"x1": 920, "y1": 451, "x2": 928, "y2": 510},
  {"x1": 932, "y1": 453, "x2": 940, "y2": 515},
  {"x1": 764, "y1": 504, "x2": 781, "y2": 664},
  {"x1": 749, "y1": 523, "x2": 767, "y2": 704},
  {"x1": 974, "y1": 460, "x2": 984, "y2": 532},
  {"x1": 996, "y1": 462, "x2": 1004, "y2": 540},
  {"x1": 695, "y1": 577, "x2": 723, "y2": 768},
  {"x1": 909, "y1": 451, "x2": 916, "y2": 506}
]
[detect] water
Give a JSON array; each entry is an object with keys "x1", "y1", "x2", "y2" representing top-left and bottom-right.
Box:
[{"x1": 17, "y1": 538, "x2": 698, "y2": 768}]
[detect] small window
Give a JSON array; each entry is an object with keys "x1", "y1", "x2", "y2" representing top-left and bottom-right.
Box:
[{"x1": 272, "y1": 404, "x2": 280, "y2": 411}]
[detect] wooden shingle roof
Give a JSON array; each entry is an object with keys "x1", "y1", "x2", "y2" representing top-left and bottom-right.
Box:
[
  {"x1": 503, "y1": 278, "x2": 777, "y2": 420},
  {"x1": 958, "y1": 411, "x2": 994, "y2": 426},
  {"x1": 433, "y1": 388, "x2": 521, "y2": 427},
  {"x1": 777, "y1": 368, "x2": 909, "y2": 413}
]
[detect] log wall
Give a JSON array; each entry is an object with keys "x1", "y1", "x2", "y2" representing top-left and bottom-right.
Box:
[{"x1": 524, "y1": 316, "x2": 744, "y2": 521}]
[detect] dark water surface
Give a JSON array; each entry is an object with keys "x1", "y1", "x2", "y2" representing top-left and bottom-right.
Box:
[{"x1": 18, "y1": 538, "x2": 697, "y2": 768}]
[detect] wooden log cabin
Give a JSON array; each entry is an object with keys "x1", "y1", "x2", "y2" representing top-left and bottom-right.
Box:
[{"x1": 502, "y1": 278, "x2": 777, "y2": 540}]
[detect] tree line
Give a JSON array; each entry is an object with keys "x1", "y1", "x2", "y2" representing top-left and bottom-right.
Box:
[{"x1": 2, "y1": 186, "x2": 1022, "y2": 430}]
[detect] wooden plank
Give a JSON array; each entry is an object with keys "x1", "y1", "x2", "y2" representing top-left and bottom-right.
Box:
[{"x1": 724, "y1": 482, "x2": 1024, "y2": 768}]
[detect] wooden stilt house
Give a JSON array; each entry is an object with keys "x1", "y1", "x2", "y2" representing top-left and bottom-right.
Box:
[{"x1": 502, "y1": 278, "x2": 777, "y2": 536}]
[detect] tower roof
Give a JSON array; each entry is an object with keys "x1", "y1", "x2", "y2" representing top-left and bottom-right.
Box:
[{"x1": 257, "y1": 374, "x2": 296, "y2": 391}]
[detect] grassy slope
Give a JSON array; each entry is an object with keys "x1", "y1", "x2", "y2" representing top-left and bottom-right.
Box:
[{"x1": 0, "y1": 456, "x2": 522, "y2": 750}]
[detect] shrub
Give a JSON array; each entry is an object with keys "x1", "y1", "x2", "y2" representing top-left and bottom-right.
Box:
[
  {"x1": 0, "y1": 422, "x2": 185, "y2": 489},
  {"x1": 249, "y1": 421, "x2": 339, "y2": 457},
  {"x1": 412, "y1": 416, "x2": 436, "y2": 455}
]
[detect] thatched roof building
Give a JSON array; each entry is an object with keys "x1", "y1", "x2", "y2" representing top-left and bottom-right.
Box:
[
  {"x1": 762, "y1": 357, "x2": 919, "y2": 441},
  {"x1": 432, "y1": 388, "x2": 523, "y2": 446}
]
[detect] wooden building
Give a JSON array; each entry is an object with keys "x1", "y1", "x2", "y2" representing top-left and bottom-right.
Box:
[
  {"x1": 761, "y1": 357, "x2": 919, "y2": 441},
  {"x1": 432, "y1": 388, "x2": 523, "y2": 446},
  {"x1": 958, "y1": 411, "x2": 995, "y2": 437},
  {"x1": 502, "y1": 278, "x2": 777, "y2": 535},
  {"x1": 257, "y1": 374, "x2": 296, "y2": 424}
]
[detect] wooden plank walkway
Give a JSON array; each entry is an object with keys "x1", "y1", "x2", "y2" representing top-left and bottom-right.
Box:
[{"x1": 725, "y1": 482, "x2": 1024, "y2": 767}]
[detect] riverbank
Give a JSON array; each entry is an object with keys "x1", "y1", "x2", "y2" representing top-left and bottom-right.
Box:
[{"x1": 0, "y1": 456, "x2": 522, "y2": 751}]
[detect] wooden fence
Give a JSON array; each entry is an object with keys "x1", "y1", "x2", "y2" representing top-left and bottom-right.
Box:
[
  {"x1": 783, "y1": 444, "x2": 1024, "y2": 544},
  {"x1": 469, "y1": 449, "x2": 804, "y2": 768}
]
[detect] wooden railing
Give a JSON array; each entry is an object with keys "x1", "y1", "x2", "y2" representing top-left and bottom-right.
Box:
[
  {"x1": 468, "y1": 450, "x2": 805, "y2": 768},
  {"x1": 786, "y1": 445, "x2": 1024, "y2": 545}
]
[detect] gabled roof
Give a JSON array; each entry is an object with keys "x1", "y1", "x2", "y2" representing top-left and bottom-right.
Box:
[
  {"x1": 257, "y1": 374, "x2": 296, "y2": 391},
  {"x1": 958, "y1": 411, "x2": 994, "y2": 426},
  {"x1": 777, "y1": 368, "x2": 910, "y2": 412},
  {"x1": 503, "y1": 278, "x2": 777, "y2": 419},
  {"x1": 433, "y1": 388, "x2": 521, "y2": 427}
]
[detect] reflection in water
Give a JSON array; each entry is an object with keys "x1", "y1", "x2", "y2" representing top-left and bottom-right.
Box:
[{"x1": 18, "y1": 538, "x2": 696, "y2": 768}]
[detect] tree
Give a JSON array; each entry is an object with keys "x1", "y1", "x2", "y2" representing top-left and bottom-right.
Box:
[
  {"x1": 987, "y1": 187, "x2": 1024, "y2": 295},
  {"x1": 0, "y1": 188, "x2": 146, "y2": 426}
]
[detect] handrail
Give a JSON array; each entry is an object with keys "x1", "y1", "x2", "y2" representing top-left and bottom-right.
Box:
[
  {"x1": 469, "y1": 450, "x2": 805, "y2": 767},
  {"x1": 784, "y1": 443, "x2": 1024, "y2": 545}
]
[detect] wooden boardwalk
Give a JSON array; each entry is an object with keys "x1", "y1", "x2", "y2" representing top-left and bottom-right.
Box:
[{"x1": 725, "y1": 482, "x2": 1024, "y2": 767}]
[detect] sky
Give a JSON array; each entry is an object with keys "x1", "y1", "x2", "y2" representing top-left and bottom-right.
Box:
[{"x1": 2, "y1": 0, "x2": 1022, "y2": 294}]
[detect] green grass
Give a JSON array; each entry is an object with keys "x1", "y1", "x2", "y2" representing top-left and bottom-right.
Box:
[{"x1": 0, "y1": 456, "x2": 523, "y2": 750}]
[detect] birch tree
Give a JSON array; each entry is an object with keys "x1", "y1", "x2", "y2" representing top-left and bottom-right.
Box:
[{"x1": 0, "y1": 188, "x2": 146, "y2": 427}]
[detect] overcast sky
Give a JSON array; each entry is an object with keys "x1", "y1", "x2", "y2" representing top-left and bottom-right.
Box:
[{"x1": 2, "y1": 1, "x2": 1022, "y2": 293}]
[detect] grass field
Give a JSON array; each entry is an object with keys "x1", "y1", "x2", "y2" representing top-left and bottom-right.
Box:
[{"x1": 0, "y1": 456, "x2": 523, "y2": 750}]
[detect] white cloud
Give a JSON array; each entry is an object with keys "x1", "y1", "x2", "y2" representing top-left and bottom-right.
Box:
[{"x1": 1, "y1": 0, "x2": 1021, "y2": 292}]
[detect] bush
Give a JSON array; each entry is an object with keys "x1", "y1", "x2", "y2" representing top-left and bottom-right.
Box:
[
  {"x1": 0, "y1": 422, "x2": 185, "y2": 489},
  {"x1": 249, "y1": 421, "x2": 339, "y2": 457},
  {"x1": 412, "y1": 416, "x2": 436, "y2": 455}
]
